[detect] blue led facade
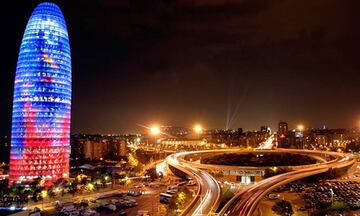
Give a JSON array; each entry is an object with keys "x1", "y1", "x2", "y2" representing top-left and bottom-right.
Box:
[{"x1": 9, "y1": 2, "x2": 71, "y2": 184}]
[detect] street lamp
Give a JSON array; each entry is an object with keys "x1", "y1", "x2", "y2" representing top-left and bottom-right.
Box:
[
  {"x1": 150, "y1": 125, "x2": 160, "y2": 150},
  {"x1": 297, "y1": 125, "x2": 304, "y2": 131},
  {"x1": 194, "y1": 124, "x2": 203, "y2": 141},
  {"x1": 150, "y1": 126, "x2": 160, "y2": 137},
  {"x1": 194, "y1": 124, "x2": 203, "y2": 134},
  {"x1": 150, "y1": 125, "x2": 161, "y2": 170}
]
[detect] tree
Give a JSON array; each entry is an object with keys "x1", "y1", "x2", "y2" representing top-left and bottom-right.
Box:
[
  {"x1": 80, "y1": 177, "x2": 89, "y2": 185},
  {"x1": 0, "y1": 179, "x2": 9, "y2": 193},
  {"x1": 315, "y1": 200, "x2": 331, "y2": 210},
  {"x1": 264, "y1": 168, "x2": 289, "y2": 178},
  {"x1": 32, "y1": 188, "x2": 42, "y2": 202},
  {"x1": 167, "y1": 186, "x2": 192, "y2": 212},
  {"x1": 54, "y1": 178, "x2": 64, "y2": 187},
  {"x1": 331, "y1": 201, "x2": 349, "y2": 212},
  {"x1": 47, "y1": 186, "x2": 56, "y2": 199},
  {"x1": 21, "y1": 188, "x2": 33, "y2": 204},
  {"x1": 155, "y1": 206, "x2": 168, "y2": 216},
  {"x1": 272, "y1": 200, "x2": 294, "y2": 216},
  {"x1": 69, "y1": 181, "x2": 78, "y2": 196},
  {"x1": 222, "y1": 185, "x2": 235, "y2": 202},
  {"x1": 32, "y1": 177, "x2": 44, "y2": 187}
]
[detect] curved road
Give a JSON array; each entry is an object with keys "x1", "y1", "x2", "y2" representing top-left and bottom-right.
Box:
[
  {"x1": 166, "y1": 152, "x2": 221, "y2": 216},
  {"x1": 219, "y1": 150, "x2": 356, "y2": 216},
  {"x1": 177, "y1": 149, "x2": 329, "y2": 171}
]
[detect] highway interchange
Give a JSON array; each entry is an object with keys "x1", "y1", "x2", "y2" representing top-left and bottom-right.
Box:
[
  {"x1": 166, "y1": 153, "x2": 221, "y2": 216},
  {"x1": 165, "y1": 147, "x2": 356, "y2": 216}
]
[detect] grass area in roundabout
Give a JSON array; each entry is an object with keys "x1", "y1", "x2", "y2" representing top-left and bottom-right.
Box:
[{"x1": 200, "y1": 152, "x2": 318, "y2": 167}]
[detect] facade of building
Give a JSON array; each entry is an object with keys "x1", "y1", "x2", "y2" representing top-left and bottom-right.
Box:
[
  {"x1": 83, "y1": 141, "x2": 108, "y2": 160},
  {"x1": 118, "y1": 140, "x2": 128, "y2": 157},
  {"x1": 79, "y1": 135, "x2": 129, "y2": 160},
  {"x1": 260, "y1": 126, "x2": 270, "y2": 134},
  {"x1": 203, "y1": 129, "x2": 268, "y2": 147},
  {"x1": 276, "y1": 124, "x2": 349, "y2": 150},
  {"x1": 311, "y1": 129, "x2": 347, "y2": 149},
  {"x1": 9, "y1": 3, "x2": 71, "y2": 184},
  {"x1": 160, "y1": 138, "x2": 205, "y2": 147},
  {"x1": 278, "y1": 121, "x2": 288, "y2": 136}
]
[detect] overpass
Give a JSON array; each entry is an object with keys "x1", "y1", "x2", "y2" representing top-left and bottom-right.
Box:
[
  {"x1": 219, "y1": 150, "x2": 356, "y2": 216},
  {"x1": 177, "y1": 148, "x2": 329, "y2": 173},
  {"x1": 166, "y1": 148, "x2": 355, "y2": 216},
  {"x1": 166, "y1": 152, "x2": 221, "y2": 216}
]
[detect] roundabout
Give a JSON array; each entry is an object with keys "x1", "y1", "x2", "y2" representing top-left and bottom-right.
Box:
[{"x1": 165, "y1": 148, "x2": 356, "y2": 216}]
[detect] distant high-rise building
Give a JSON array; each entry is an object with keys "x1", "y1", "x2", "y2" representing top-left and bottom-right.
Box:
[
  {"x1": 277, "y1": 121, "x2": 288, "y2": 147},
  {"x1": 260, "y1": 126, "x2": 270, "y2": 134},
  {"x1": 83, "y1": 141, "x2": 108, "y2": 160},
  {"x1": 119, "y1": 140, "x2": 128, "y2": 157},
  {"x1": 107, "y1": 140, "x2": 128, "y2": 158},
  {"x1": 278, "y1": 121, "x2": 288, "y2": 136},
  {"x1": 9, "y1": 2, "x2": 71, "y2": 185}
]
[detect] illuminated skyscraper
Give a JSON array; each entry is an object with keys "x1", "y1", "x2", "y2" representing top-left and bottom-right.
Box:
[
  {"x1": 9, "y1": 2, "x2": 71, "y2": 185},
  {"x1": 277, "y1": 121, "x2": 289, "y2": 148}
]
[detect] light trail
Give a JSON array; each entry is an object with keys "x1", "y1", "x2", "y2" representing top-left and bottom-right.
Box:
[
  {"x1": 256, "y1": 134, "x2": 274, "y2": 150},
  {"x1": 219, "y1": 150, "x2": 356, "y2": 216},
  {"x1": 165, "y1": 152, "x2": 221, "y2": 216},
  {"x1": 166, "y1": 148, "x2": 355, "y2": 216},
  {"x1": 156, "y1": 160, "x2": 167, "y2": 176}
]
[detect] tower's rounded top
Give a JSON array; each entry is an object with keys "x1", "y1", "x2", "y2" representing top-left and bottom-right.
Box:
[
  {"x1": 25, "y1": 1, "x2": 68, "y2": 35},
  {"x1": 36, "y1": 2, "x2": 60, "y2": 8},
  {"x1": 32, "y1": 2, "x2": 64, "y2": 18}
]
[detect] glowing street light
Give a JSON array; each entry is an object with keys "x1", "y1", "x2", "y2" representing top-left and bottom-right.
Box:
[
  {"x1": 297, "y1": 125, "x2": 304, "y2": 131},
  {"x1": 150, "y1": 125, "x2": 161, "y2": 164},
  {"x1": 150, "y1": 125, "x2": 160, "y2": 144},
  {"x1": 150, "y1": 126, "x2": 160, "y2": 135},
  {"x1": 194, "y1": 124, "x2": 203, "y2": 134}
]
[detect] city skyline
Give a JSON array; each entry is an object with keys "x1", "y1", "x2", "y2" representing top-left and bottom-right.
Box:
[
  {"x1": 1, "y1": 0, "x2": 360, "y2": 135},
  {"x1": 0, "y1": 2, "x2": 359, "y2": 215}
]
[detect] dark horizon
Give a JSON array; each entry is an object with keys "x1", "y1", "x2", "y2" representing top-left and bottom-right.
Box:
[{"x1": 1, "y1": 0, "x2": 360, "y2": 135}]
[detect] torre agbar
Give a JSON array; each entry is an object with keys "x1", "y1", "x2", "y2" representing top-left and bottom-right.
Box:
[{"x1": 9, "y1": 2, "x2": 71, "y2": 185}]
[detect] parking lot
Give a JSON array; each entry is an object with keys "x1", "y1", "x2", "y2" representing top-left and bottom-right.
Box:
[
  {"x1": 97, "y1": 186, "x2": 167, "y2": 216},
  {"x1": 289, "y1": 181, "x2": 360, "y2": 210},
  {"x1": 39, "y1": 176, "x2": 196, "y2": 216}
]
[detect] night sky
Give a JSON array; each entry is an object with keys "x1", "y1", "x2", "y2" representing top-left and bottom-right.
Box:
[{"x1": 1, "y1": 0, "x2": 360, "y2": 135}]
